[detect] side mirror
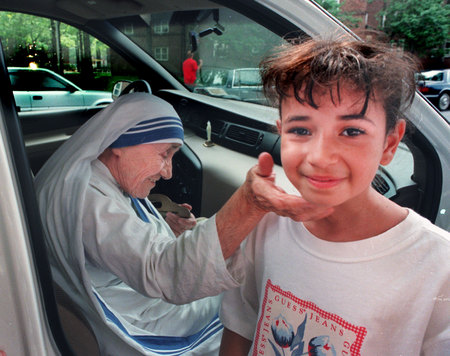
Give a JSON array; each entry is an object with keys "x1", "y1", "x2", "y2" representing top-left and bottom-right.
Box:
[{"x1": 112, "y1": 80, "x2": 131, "y2": 100}]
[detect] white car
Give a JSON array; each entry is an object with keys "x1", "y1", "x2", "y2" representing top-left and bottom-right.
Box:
[
  {"x1": 0, "y1": 1, "x2": 448, "y2": 355},
  {"x1": 9, "y1": 67, "x2": 113, "y2": 111}
]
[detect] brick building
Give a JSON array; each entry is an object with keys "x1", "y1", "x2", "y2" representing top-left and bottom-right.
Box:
[
  {"x1": 340, "y1": 0, "x2": 385, "y2": 29},
  {"x1": 338, "y1": 0, "x2": 449, "y2": 68}
]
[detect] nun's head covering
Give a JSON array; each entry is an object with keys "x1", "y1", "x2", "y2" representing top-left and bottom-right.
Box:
[
  {"x1": 110, "y1": 109, "x2": 184, "y2": 148},
  {"x1": 36, "y1": 93, "x2": 184, "y2": 185},
  {"x1": 34, "y1": 93, "x2": 184, "y2": 349}
]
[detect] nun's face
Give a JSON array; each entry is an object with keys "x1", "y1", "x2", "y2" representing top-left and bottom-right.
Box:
[{"x1": 112, "y1": 143, "x2": 181, "y2": 198}]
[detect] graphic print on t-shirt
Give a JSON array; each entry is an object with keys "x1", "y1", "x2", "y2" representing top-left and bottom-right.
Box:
[{"x1": 253, "y1": 280, "x2": 367, "y2": 356}]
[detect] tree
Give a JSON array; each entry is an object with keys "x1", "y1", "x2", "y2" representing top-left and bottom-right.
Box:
[
  {"x1": 51, "y1": 20, "x2": 63, "y2": 73},
  {"x1": 0, "y1": 12, "x2": 52, "y2": 67},
  {"x1": 314, "y1": 0, "x2": 361, "y2": 27},
  {"x1": 380, "y1": 0, "x2": 450, "y2": 58}
]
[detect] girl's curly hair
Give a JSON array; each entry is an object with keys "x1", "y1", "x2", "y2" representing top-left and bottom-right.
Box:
[{"x1": 260, "y1": 34, "x2": 419, "y2": 132}]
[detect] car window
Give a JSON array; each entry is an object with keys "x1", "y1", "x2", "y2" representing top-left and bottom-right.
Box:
[
  {"x1": 234, "y1": 69, "x2": 261, "y2": 87},
  {"x1": 109, "y1": 8, "x2": 284, "y2": 105},
  {"x1": 421, "y1": 71, "x2": 444, "y2": 81},
  {"x1": 37, "y1": 72, "x2": 67, "y2": 90},
  {"x1": 11, "y1": 70, "x2": 68, "y2": 91},
  {"x1": 0, "y1": 11, "x2": 138, "y2": 98}
]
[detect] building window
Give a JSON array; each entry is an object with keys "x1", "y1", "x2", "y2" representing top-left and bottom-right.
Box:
[
  {"x1": 154, "y1": 47, "x2": 169, "y2": 61},
  {"x1": 154, "y1": 21, "x2": 169, "y2": 34}
]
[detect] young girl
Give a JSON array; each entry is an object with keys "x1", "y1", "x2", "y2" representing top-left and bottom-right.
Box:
[{"x1": 219, "y1": 36, "x2": 450, "y2": 355}]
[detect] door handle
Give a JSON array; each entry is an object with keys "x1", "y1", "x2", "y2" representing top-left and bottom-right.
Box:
[{"x1": 32, "y1": 95, "x2": 43, "y2": 100}]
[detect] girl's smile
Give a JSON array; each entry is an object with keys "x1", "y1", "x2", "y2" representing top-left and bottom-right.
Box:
[{"x1": 305, "y1": 175, "x2": 346, "y2": 189}]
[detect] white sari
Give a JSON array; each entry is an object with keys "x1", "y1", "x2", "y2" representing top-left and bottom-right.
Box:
[{"x1": 35, "y1": 93, "x2": 243, "y2": 355}]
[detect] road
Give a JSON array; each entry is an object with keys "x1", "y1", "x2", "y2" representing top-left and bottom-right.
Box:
[{"x1": 442, "y1": 110, "x2": 450, "y2": 121}]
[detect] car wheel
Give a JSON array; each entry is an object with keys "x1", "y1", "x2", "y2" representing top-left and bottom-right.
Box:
[{"x1": 438, "y1": 92, "x2": 450, "y2": 111}]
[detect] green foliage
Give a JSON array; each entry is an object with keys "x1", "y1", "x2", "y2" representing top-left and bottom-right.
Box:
[
  {"x1": 380, "y1": 0, "x2": 450, "y2": 57},
  {"x1": 0, "y1": 12, "x2": 52, "y2": 47},
  {"x1": 0, "y1": 11, "x2": 110, "y2": 71},
  {"x1": 314, "y1": 0, "x2": 361, "y2": 27},
  {"x1": 315, "y1": 0, "x2": 342, "y2": 14}
]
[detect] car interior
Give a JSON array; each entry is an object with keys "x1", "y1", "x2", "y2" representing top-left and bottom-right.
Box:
[{"x1": 0, "y1": 0, "x2": 448, "y2": 354}]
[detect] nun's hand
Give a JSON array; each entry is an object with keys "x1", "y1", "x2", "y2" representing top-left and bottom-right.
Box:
[
  {"x1": 165, "y1": 204, "x2": 197, "y2": 237},
  {"x1": 244, "y1": 152, "x2": 333, "y2": 222}
]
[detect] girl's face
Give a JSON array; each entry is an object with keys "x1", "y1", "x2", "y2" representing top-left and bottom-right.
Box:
[
  {"x1": 113, "y1": 142, "x2": 180, "y2": 198},
  {"x1": 278, "y1": 86, "x2": 405, "y2": 210}
]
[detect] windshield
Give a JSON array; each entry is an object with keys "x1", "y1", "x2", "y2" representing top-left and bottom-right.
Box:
[{"x1": 110, "y1": 8, "x2": 284, "y2": 105}]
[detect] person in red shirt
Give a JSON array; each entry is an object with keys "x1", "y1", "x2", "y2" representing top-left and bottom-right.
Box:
[{"x1": 183, "y1": 50, "x2": 203, "y2": 88}]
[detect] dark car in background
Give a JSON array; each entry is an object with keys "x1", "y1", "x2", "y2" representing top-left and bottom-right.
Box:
[
  {"x1": 9, "y1": 67, "x2": 113, "y2": 111},
  {"x1": 417, "y1": 69, "x2": 450, "y2": 111}
]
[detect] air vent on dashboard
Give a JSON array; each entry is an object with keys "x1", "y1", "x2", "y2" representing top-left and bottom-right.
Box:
[
  {"x1": 225, "y1": 125, "x2": 260, "y2": 145},
  {"x1": 372, "y1": 173, "x2": 390, "y2": 195}
]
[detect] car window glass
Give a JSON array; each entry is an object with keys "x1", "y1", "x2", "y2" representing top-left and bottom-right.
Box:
[
  {"x1": 0, "y1": 11, "x2": 137, "y2": 110},
  {"x1": 421, "y1": 71, "x2": 443, "y2": 81},
  {"x1": 9, "y1": 72, "x2": 20, "y2": 89},
  {"x1": 110, "y1": 8, "x2": 284, "y2": 105},
  {"x1": 432, "y1": 73, "x2": 443, "y2": 81},
  {"x1": 39, "y1": 72, "x2": 67, "y2": 90}
]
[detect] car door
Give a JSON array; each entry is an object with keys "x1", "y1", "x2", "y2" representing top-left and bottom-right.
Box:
[
  {"x1": 20, "y1": 69, "x2": 84, "y2": 110},
  {"x1": 0, "y1": 39, "x2": 75, "y2": 356}
]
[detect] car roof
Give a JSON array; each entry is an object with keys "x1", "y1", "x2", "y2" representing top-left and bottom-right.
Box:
[
  {"x1": 9, "y1": 67, "x2": 55, "y2": 72},
  {"x1": 421, "y1": 69, "x2": 449, "y2": 74}
]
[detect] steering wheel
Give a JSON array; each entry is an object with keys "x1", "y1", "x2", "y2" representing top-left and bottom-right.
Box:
[{"x1": 119, "y1": 80, "x2": 152, "y2": 96}]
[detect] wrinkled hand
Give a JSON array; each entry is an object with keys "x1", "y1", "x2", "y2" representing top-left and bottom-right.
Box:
[
  {"x1": 165, "y1": 203, "x2": 197, "y2": 237},
  {"x1": 244, "y1": 152, "x2": 333, "y2": 222}
]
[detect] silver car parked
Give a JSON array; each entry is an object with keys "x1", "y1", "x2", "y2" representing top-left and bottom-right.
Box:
[{"x1": 9, "y1": 67, "x2": 113, "y2": 111}]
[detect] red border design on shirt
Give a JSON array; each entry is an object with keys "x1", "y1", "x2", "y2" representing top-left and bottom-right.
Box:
[{"x1": 253, "y1": 279, "x2": 367, "y2": 356}]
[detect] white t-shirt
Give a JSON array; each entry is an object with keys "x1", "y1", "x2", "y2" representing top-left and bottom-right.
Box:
[{"x1": 220, "y1": 210, "x2": 450, "y2": 355}]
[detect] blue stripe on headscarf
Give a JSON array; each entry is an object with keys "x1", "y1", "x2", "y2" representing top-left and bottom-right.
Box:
[
  {"x1": 126, "y1": 117, "x2": 183, "y2": 132},
  {"x1": 110, "y1": 116, "x2": 184, "y2": 148}
]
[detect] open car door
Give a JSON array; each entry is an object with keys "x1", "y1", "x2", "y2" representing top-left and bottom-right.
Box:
[{"x1": 0, "y1": 39, "x2": 75, "y2": 356}]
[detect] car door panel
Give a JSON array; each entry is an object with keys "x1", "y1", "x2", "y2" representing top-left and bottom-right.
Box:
[
  {"x1": 20, "y1": 106, "x2": 106, "y2": 173},
  {"x1": 12, "y1": 90, "x2": 32, "y2": 111},
  {"x1": 0, "y1": 39, "x2": 74, "y2": 356},
  {"x1": 30, "y1": 90, "x2": 84, "y2": 110}
]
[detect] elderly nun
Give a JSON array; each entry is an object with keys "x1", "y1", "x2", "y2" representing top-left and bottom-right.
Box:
[{"x1": 35, "y1": 93, "x2": 329, "y2": 355}]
